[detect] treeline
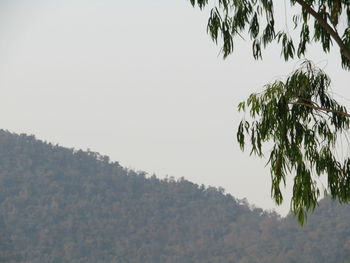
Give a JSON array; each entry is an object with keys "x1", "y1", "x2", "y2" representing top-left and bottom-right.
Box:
[{"x1": 0, "y1": 130, "x2": 349, "y2": 262}]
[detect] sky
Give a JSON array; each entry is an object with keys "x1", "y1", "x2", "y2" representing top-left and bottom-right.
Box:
[{"x1": 0, "y1": 0, "x2": 349, "y2": 215}]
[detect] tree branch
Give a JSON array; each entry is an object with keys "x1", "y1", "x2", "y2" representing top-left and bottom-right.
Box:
[
  {"x1": 288, "y1": 101, "x2": 350, "y2": 118},
  {"x1": 294, "y1": 0, "x2": 350, "y2": 62}
]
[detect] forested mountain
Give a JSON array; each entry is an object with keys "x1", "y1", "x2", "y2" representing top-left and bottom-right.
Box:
[{"x1": 0, "y1": 130, "x2": 349, "y2": 263}]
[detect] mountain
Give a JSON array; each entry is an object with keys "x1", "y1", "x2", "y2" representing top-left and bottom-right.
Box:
[{"x1": 0, "y1": 130, "x2": 349, "y2": 263}]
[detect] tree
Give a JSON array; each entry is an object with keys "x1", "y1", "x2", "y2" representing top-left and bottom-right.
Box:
[{"x1": 189, "y1": 0, "x2": 350, "y2": 223}]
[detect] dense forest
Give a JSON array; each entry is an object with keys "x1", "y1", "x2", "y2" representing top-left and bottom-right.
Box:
[{"x1": 0, "y1": 130, "x2": 349, "y2": 262}]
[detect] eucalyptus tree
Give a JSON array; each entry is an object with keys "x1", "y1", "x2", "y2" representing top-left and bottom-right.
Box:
[{"x1": 189, "y1": 0, "x2": 350, "y2": 223}]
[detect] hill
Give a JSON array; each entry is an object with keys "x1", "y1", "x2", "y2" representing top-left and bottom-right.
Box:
[{"x1": 0, "y1": 130, "x2": 349, "y2": 262}]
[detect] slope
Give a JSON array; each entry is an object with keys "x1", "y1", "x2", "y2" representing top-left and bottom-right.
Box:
[{"x1": 0, "y1": 130, "x2": 349, "y2": 263}]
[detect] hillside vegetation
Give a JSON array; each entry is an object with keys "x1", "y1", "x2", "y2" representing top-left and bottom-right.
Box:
[{"x1": 0, "y1": 130, "x2": 349, "y2": 262}]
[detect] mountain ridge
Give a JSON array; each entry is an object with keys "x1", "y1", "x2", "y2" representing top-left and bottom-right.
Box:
[{"x1": 0, "y1": 130, "x2": 349, "y2": 262}]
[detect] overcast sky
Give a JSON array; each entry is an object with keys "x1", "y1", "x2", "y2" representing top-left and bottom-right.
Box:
[{"x1": 0, "y1": 0, "x2": 349, "y2": 215}]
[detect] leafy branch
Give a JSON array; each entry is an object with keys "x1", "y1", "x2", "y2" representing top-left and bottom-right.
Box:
[
  {"x1": 293, "y1": 0, "x2": 350, "y2": 67},
  {"x1": 237, "y1": 61, "x2": 350, "y2": 224}
]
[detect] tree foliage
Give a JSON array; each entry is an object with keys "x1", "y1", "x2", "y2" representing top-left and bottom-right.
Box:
[
  {"x1": 237, "y1": 61, "x2": 350, "y2": 223},
  {"x1": 189, "y1": 0, "x2": 350, "y2": 66},
  {"x1": 189, "y1": 0, "x2": 350, "y2": 222}
]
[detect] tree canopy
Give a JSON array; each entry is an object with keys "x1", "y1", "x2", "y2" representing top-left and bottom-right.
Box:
[{"x1": 189, "y1": 0, "x2": 350, "y2": 223}]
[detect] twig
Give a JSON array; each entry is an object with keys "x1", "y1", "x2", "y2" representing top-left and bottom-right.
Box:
[{"x1": 288, "y1": 101, "x2": 350, "y2": 118}]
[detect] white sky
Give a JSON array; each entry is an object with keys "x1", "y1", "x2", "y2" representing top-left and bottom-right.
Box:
[{"x1": 0, "y1": 0, "x2": 349, "y2": 215}]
